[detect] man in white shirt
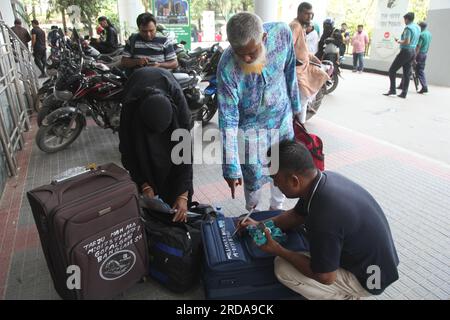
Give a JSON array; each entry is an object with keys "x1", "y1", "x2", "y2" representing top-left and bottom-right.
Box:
[{"x1": 306, "y1": 24, "x2": 319, "y2": 55}]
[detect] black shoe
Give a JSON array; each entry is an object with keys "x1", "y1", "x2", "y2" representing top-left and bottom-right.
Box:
[
  {"x1": 418, "y1": 88, "x2": 428, "y2": 94},
  {"x1": 397, "y1": 93, "x2": 407, "y2": 99},
  {"x1": 383, "y1": 91, "x2": 396, "y2": 96}
]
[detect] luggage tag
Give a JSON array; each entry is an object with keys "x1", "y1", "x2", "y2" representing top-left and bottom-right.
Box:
[{"x1": 51, "y1": 163, "x2": 97, "y2": 184}]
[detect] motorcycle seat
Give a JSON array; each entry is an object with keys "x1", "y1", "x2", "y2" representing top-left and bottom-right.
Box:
[
  {"x1": 97, "y1": 55, "x2": 114, "y2": 63},
  {"x1": 188, "y1": 48, "x2": 207, "y2": 58},
  {"x1": 173, "y1": 72, "x2": 195, "y2": 87},
  {"x1": 179, "y1": 57, "x2": 197, "y2": 68}
]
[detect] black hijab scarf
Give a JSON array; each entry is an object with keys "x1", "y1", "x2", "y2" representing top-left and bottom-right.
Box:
[{"x1": 120, "y1": 82, "x2": 193, "y2": 206}]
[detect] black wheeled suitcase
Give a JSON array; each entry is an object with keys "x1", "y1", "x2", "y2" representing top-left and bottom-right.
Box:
[
  {"x1": 27, "y1": 163, "x2": 148, "y2": 300},
  {"x1": 201, "y1": 210, "x2": 309, "y2": 300}
]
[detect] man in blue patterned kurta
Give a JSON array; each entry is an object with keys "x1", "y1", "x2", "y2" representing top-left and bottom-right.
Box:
[{"x1": 218, "y1": 12, "x2": 301, "y2": 211}]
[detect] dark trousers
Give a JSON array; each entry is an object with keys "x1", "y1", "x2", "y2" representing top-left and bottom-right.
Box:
[
  {"x1": 33, "y1": 48, "x2": 46, "y2": 75},
  {"x1": 94, "y1": 42, "x2": 115, "y2": 54},
  {"x1": 388, "y1": 48, "x2": 415, "y2": 95},
  {"x1": 353, "y1": 52, "x2": 364, "y2": 71},
  {"x1": 416, "y1": 52, "x2": 428, "y2": 89}
]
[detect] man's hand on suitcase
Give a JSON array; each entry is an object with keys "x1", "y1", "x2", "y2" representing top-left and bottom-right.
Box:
[
  {"x1": 259, "y1": 228, "x2": 283, "y2": 255},
  {"x1": 225, "y1": 178, "x2": 242, "y2": 199},
  {"x1": 172, "y1": 196, "x2": 188, "y2": 223},
  {"x1": 234, "y1": 216, "x2": 258, "y2": 236}
]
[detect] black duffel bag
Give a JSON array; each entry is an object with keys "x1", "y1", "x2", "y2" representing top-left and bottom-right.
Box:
[{"x1": 141, "y1": 198, "x2": 215, "y2": 293}]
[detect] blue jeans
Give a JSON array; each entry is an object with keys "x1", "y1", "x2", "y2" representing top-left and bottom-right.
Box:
[
  {"x1": 353, "y1": 52, "x2": 364, "y2": 71},
  {"x1": 416, "y1": 53, "x2": 428, "y2": 89}
]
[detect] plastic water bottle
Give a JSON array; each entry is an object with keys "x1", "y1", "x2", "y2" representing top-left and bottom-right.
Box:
[{"x1": 215, "y1": 206, "x2": 223, "y2": 218}]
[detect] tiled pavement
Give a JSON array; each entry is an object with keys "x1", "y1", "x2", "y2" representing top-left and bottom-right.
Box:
[{"x1": 0, "y1": 114, "x2": 449, "y2": 300}]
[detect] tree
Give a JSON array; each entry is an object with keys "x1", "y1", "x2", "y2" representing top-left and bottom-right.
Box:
[
  {"x1": 47, "y1": 0, "x2": 103, "y2": 36},
  {"x1": 409, "y1": 0, "x2": 430, "y2": 22}
]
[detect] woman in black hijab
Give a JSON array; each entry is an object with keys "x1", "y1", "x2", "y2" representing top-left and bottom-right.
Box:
[{"x1": 119, "y1": 67, "x2": 193, "y2": 222}]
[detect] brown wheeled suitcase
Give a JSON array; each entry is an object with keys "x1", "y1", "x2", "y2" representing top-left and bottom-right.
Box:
[{"x1": 27, "y1": 163, "x2": 148, "y2": 300}]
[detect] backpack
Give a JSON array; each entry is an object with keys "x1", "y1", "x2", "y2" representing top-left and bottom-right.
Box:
[
  {"x1": 140, "y1": 198, "x2": 215, "y2": 292},
  {"x1": 294, "y1": 120, "x2": 325, "y2": 171}
]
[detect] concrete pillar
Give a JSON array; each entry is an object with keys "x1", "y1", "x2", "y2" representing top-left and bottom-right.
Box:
[
  {"x1": 0, "y1": 0, "x2": 16, "y2": 26},
  {"x1": 426, "y1": 0, "x2": 450, "y2": 87},
  {"x1": 254, "y1": 0, "x2": 278, "y2": 23},
  {"x1": 117, "y1": 0, "x2": 145, "y2": 43}
]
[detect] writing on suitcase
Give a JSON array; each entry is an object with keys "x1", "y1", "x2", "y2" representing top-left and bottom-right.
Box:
[{"x1": 27, "y1": 163, "x2": 149, "y2": 300}]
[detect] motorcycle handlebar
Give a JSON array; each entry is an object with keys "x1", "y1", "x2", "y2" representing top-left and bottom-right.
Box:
[{"x1": 102, "y1": 75, "x2": 122, "y2": 87}]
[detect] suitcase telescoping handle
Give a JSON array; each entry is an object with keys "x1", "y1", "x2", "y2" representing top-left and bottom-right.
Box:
[{"x1": 56, "y1": 168, "x2": 124, "y2": 203}]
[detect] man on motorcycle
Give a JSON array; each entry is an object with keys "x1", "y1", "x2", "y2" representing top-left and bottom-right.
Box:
[
  {"x1": 121, "y1": 13, "x2": 178, "y2": 74},
  {"x1": 95, "y1": 16, "x2": 119, "y2": 54},
  {"x1": 290, "y1": 2, "x2": 329, "y2": 123},
  {"x1": 47, "y1": 26, "x2": 60, "y2": 48},
  {"x1": 323, "y1": 29, "x2": 344, "y2": 65},
  {"x1": 316, "y1": 18, "x2": 335, "y2": 60}
]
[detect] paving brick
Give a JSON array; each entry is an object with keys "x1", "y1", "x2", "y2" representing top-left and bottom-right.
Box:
[{"x1": 2, "y1": 116, "x2": 449, "y2": 300}]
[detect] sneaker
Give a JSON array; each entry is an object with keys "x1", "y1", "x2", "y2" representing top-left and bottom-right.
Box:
[
  {"x1": 352, "y1": 69, "x2": 357, "y2": 73},
  {"x1": 383, "y1": 91, "x2": 396, "y2": 96},
  {"x1": 358, "y1": 70, "x2": 363, "y2": 74}
]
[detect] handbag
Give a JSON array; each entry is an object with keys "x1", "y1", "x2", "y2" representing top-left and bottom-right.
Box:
[{"x1": 293, "y1": 120, "x2": 325, "y2": 171}]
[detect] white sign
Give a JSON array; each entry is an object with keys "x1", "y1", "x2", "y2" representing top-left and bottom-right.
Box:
[
  {"x1": 371, "y1": 0, "x2": 410, "y2": 62},
  {"x1": 202, "y1": 11, "x2": 215, "y2": 42}
]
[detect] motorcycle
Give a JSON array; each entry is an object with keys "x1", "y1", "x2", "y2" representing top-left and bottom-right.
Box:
[
  {"x1": 196, "y1": 43, "x2": 222, "y2": 124},
  {"x1": 36, "y1": 59, "x2": 126, "y2": 153},
  {"x1": 173, "y1": 43, "x2": 222, "y2": 125},
  {"x1": 37, "y1": 28, "x2": 124, "y2": 126},
  {"x1": 296, "y1": 59, "x2": 334, "y2": 121},
  {"x1": 322, "y1": 54, "x2": 342, "y2": 94}
]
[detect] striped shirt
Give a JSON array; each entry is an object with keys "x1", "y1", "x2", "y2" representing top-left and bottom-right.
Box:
[{"x1": 123, "y1": 34, "x2": 177, "y2": 63}]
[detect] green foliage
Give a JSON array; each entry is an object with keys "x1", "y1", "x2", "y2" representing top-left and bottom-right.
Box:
[
  {"x1": 327, "y1": 0, "x2": 430, "y2": 38},
  {"x1": 327, "y1": 0, "x2": 377, "y2": 36},
  {"x1": 409, "y1": 0, "x2": 430, "y2": 22},
  {"x1": 98, "y1": 0, "x2": 120, "y2": 29}
]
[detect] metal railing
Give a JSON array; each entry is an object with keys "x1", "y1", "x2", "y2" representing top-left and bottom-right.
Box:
[{"x1": 0, "y1": 19, "x2": 38, "y2": 177}]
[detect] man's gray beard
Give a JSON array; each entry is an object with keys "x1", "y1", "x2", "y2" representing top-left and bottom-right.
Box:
[{"x1": 239, "y1": 43, "x2": 267, "y2": 68}]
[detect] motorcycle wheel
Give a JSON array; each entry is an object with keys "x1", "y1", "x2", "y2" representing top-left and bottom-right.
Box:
[
  {"x1": 37, "y1": 105, "x2": 54, "y2": 127},
  {"x1": 325, "y1": 73, "x2": 339, "y2": 94},
  {"x1": 306, "y1": 87, "x2": 326, "y2": 121},
  {"x1": 37, "y1": 93, "x2": 62, "y2": 126},
  {"x1": 199, "y1": 95, "x2": 217, "y2": 125},
  {"x1": 36, "y1": 115, "x2": 84, "y2": 153}
]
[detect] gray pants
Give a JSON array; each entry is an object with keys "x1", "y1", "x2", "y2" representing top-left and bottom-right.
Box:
[{"x1": 274, "y1": 254, "x2": 372, "y2": 300}]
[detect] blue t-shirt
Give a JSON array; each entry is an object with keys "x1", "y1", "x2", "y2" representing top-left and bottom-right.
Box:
[
  {"x1": 400, "y1": 23, "x2": 420, "y2": 49},
  {"x1": 294, "y1": 171, "x2": 399, "y2": 295}
]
